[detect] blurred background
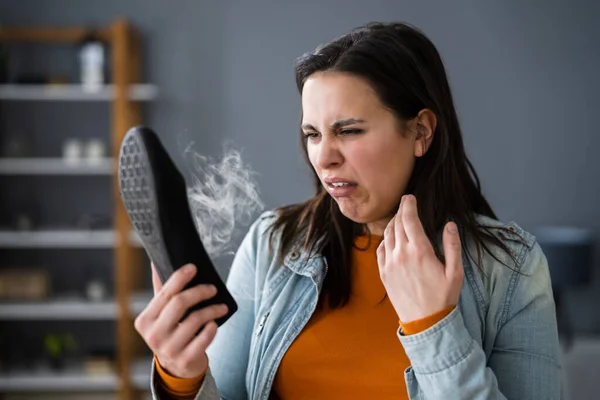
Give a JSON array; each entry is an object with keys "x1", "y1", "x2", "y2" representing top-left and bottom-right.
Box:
[{"x1": 0, "y1": 0, "x2": 598, "y2": 399}]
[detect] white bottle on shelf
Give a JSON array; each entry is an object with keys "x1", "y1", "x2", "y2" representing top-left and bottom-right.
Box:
[{"x1": 79, "y1": 40, "x2": 105, "y2": 92}]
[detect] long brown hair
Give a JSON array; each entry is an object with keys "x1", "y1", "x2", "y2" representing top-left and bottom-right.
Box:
[{"x1": 270, "y1": 22, "x2": 516, "y2": 309}]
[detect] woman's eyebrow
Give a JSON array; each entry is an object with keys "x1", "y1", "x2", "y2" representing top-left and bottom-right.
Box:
[
  {"x1": 330, "y1": 118, "x2": 365, "y2": 130},
  {"x1": 301, "y1": 118, "x2": 366, "y2": 131}
]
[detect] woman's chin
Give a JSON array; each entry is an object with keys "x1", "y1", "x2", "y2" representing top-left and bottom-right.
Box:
[
  {"x1": 335, "y1": 199, "x2": 390, "y2": 233},
  {"x1": 336, "y1": 201, "x2": 370, "y2": 224}
]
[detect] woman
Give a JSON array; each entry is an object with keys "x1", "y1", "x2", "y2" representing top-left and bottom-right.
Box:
[{"x1": 136, "y1": 22, "x2": 563, "y2": 399}]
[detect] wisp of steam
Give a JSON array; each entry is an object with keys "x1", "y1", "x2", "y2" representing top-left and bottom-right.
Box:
[{"x1": 184, "y1": 141, "x2": 265, "y2": 261}]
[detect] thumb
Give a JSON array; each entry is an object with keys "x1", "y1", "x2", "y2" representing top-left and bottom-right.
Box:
[
  {"x1": 443, "y1": 222, "x2": 463, "y2": 282},
  {"x1": 151, "y1": 262, "x2": 163, "y2": 295}
]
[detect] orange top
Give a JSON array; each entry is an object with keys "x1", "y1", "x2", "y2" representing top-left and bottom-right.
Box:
[
  {"x1": 154, "y1": 354, "x2": 206, "y2": 399},
  {"x1": 156, "y1": 235, "x2": 453, "y2": 398}
]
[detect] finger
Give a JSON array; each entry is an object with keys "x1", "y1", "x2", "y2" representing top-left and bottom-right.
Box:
[
  {"x1": 145, "y1": 264, "x2": 197, "y2": 320},
  {"x1": 394, "y1": 196, "x2": 408, "y2": 245},
  {"x1": 376, "y1": 239, "x2": 386, "y2": 268},
  {"x1": 184, "y1": 320, "x2": 219, "y2": 359},
  {"x1": 384, "y1": 213, "x2": 395, "y2": 255},
  {"x1": 151, "y1": 263, "x2": 163, "y2": 296},
  {"x1": 157, "y1": 284, "x2": 218, "y2": 329},
  {"x1": 163, "y1": 304, "x2": 229, "y2": 355},
  {"x1": 402, "y1": 195, "x2": 427, "y2": 243},
  {"x1": 443, "y1": 222, "x2": 464, "y2": 283}
]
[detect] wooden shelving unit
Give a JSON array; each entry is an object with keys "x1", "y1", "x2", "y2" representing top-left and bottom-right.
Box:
[{"x1": 0, "y1": 18, "x2": 153, "y2": 400}]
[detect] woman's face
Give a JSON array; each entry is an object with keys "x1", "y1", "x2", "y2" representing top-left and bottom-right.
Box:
[{"x1": 301, "y1": 72, "x2": 420, "y2": 235}]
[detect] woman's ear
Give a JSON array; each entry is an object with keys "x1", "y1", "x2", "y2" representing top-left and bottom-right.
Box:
[{"x1": 413, "y1": 109, "x2": 437, "y2": 157}]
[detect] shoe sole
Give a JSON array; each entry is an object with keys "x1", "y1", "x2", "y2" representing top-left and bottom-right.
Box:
[{"x1": 118, "y1": 126, "x2": 237, "y2": 325}]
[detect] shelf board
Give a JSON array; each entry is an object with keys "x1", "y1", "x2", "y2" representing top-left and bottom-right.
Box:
[
  {"x1": 0, "y1": 358, "x2": 151, "y2": 392},
  {"x1": 0, "y1": 158, "x2": 114, "y2": 175},
  {"x1": 0, "y1": 292, "x2": 152, "y2": 320},
  {"x1": 0, "y1": 84, "x2": 158, "y2": 101},
  {"x1": 0, "y1": 297, "x2": 116, "y2": 320},
  {"x1": 0, "y1": 229, "x2": 142, "y2": 249}
]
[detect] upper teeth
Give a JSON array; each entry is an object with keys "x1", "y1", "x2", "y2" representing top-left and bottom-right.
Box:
[{"x1": 332, "y1": 182, "x2": 350, "y2": 187}]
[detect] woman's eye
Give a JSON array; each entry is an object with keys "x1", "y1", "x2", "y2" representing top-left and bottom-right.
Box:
[
  {"x1": 340, "y1": 129, "x2": 363, "y2": 135},
  {"x1": 304, "y1": 132, "x2": 320, "y2": 139}
]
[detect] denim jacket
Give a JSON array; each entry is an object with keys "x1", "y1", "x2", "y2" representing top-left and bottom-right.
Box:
[{"x1": 151, "y1": 210, "x2": 563, "y2": 399}]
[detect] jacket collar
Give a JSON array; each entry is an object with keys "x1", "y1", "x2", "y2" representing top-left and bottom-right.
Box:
[
  {"x1": 284, "y1": 248, "x2": 324, "y2": 277},
  {"x1": 283, "y1": 232, "x2": 327, "y2": 279}
]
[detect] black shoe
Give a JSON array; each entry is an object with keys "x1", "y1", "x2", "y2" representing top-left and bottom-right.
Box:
[{"x1": 118, "y1": 126, "x2": 237, "y2": 325}]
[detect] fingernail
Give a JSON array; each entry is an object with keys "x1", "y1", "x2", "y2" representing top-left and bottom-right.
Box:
[
  {"x1": 219, "y1": 304, "x2": 228, "y2": 313},
  {"x1": 448, "y1": 223, "x2": 458, "y2": 233},
  {"x1": 184, "y1": 264, "x2": 196, "y2": 274},
  {"x1": 203, "y1": 284, "x2": 216, "y2": 294}
]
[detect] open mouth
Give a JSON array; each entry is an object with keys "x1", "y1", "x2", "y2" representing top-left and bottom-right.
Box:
[
  {"x1": 328, "y1": 182, "x2": 356, "y2": 188},
  {"x1": 324, "y1": 180, "x2": 358, "y2": 197}
]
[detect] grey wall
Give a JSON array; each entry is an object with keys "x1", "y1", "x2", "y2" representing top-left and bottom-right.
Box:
[{"x1": 1, "y1": 0, "x2": 599, "y2": 332}]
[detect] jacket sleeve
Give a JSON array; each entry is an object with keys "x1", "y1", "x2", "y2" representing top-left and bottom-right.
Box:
[{"x1": 400, "y1": 242, "x2": 564, "y2": 399}]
